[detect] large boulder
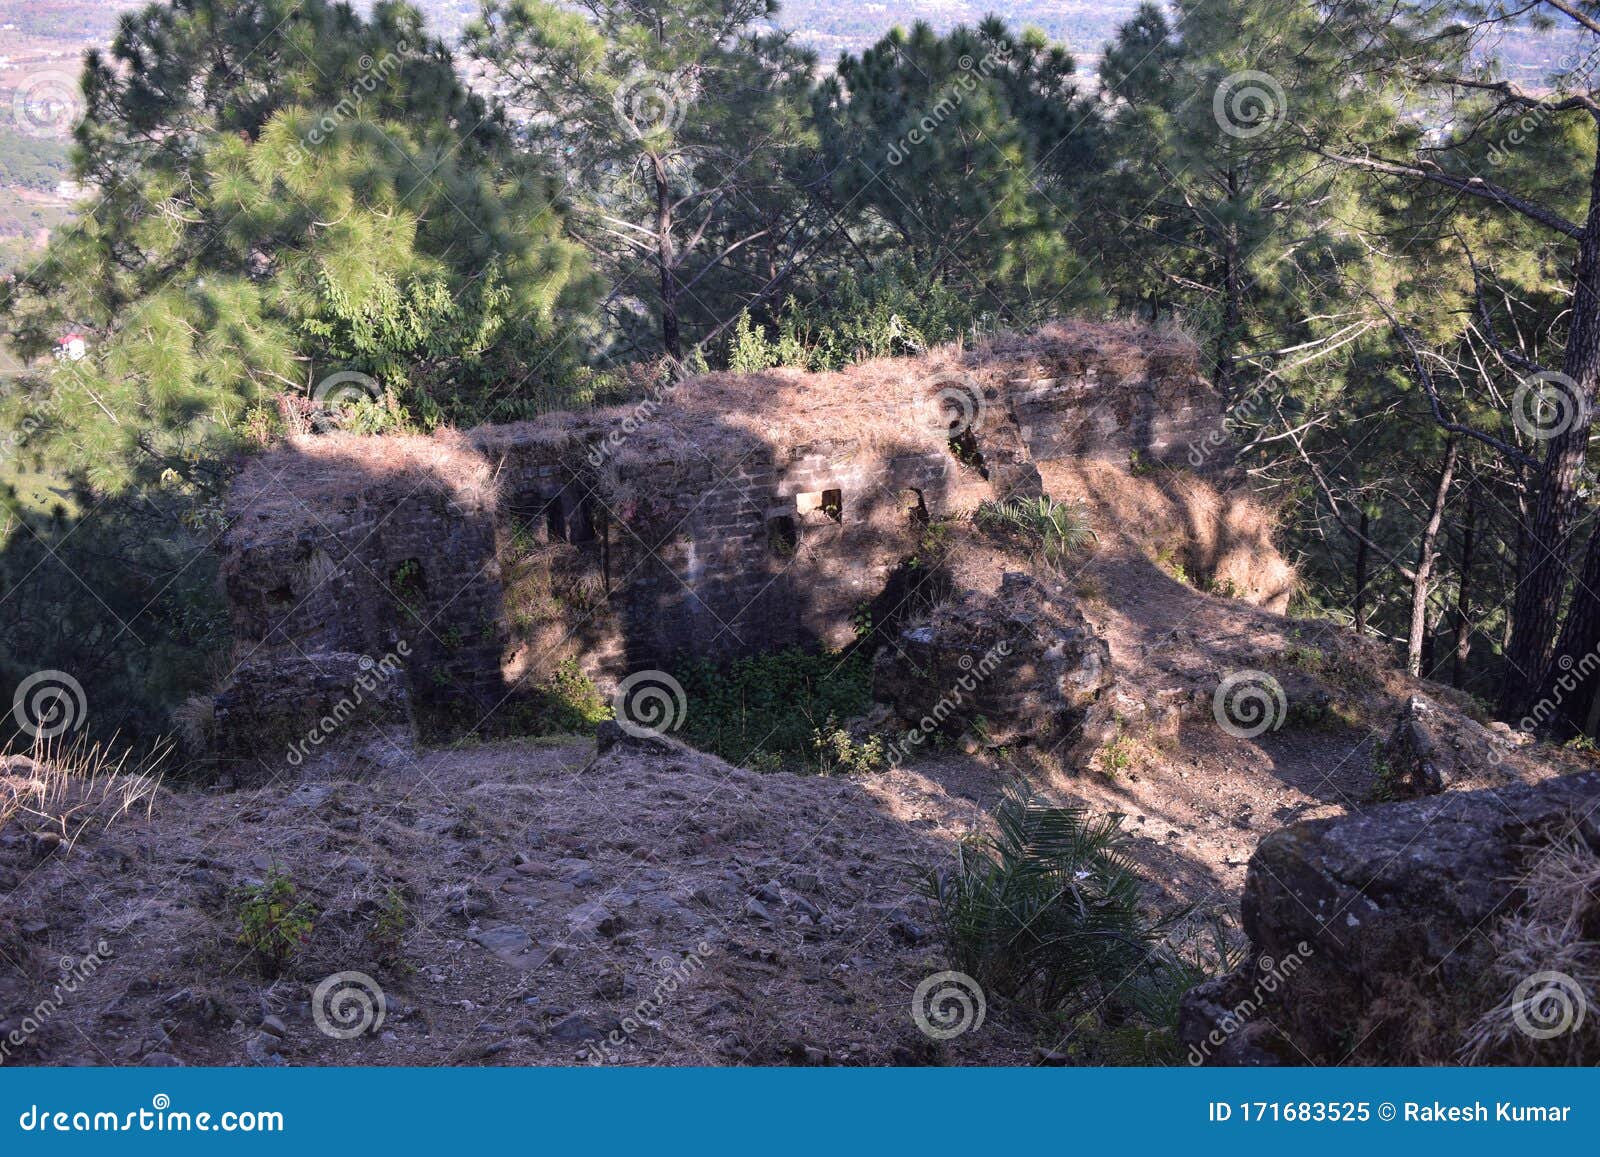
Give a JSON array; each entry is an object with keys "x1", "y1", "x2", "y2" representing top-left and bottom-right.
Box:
[
  {"x1": 1179, "y1": 770, "x2": 1600, "y2": 1064},
  {"x1": 872, "y1": 571, "x2": 1110, "y2": 750}
]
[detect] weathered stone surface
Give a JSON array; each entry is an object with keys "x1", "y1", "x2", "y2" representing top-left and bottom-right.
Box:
[
  {"x1": 872, "y1": 571, "x2": 1110, "y2": 748},
  {"x1": 1181, "y1": 770, "x2": 1600, "y2": 1063},
  {"x1": 211, "y1": 650, "x2": 413, "y2": 787},
  {"x1": 1380, "y1": 693, "x2": 1508, "y2": 797}
]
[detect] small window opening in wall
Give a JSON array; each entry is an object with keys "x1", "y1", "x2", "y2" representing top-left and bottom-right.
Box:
[
  {"x1": 796, "y1": 488, "x2": 844, "y2": 522},
  {"x1": 768, "y1": 515, "x2": 799, "y2": 556},
  {"x1": 568, "y1": 498, "x2": 597, "y2": 544},
  {"x1": 507, "y1": 490, "x2": 545, "y2": 540}
]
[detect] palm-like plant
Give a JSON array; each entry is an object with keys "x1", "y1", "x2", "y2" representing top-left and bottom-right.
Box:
[
  {"x1": 921, "y1": 788, "x2": 1160, "y2": 1012},
  {"x1": 974, "y1": 496, "x2": 1097, "y2": 566}
]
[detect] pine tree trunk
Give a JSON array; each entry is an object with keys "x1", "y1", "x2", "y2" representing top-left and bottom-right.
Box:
[
  {"x1": 1452, "y1": 487, "x2": 1477, "y2": 688},
  {"x1": 1503, "y1": 143, "x2": 1600, "y2": 713},
  {"x1": 1214, "y1": 175, "x2": 1242, "y2": 402},
  {"x1": 1353, "y1": 508, "x2": 1370, "y2": 635},
  {"x1": 1407, "y1": 439, "x2": 1458, "y2": 677},
  {"x1": 653, "y1": 158, "x2": 681, "y2": 361},
  {"x1": 1539, "y1": 518, "x2": 1600, "y2": 737}
]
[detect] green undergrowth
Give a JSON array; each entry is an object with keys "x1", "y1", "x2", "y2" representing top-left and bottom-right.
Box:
[{"x1": 673, "y1": 646, "x2": 876, "y2": 772}]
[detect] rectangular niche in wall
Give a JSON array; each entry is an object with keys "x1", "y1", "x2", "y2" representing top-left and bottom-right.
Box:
[{"x1": 796, "y1": 489, "x2": 843, "y2": 523}]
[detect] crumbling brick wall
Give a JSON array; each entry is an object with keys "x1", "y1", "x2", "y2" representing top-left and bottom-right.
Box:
[{"x1": 216, "y1": 321, "x2": 1226, "y2": 752}]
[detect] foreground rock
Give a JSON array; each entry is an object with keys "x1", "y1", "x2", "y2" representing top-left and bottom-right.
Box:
[{"x1": 1179, "y1": 770, "x2": 1600, "y2": 1064}]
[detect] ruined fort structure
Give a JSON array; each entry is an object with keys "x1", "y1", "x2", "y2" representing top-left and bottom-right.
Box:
[{"x1": 212, "y1": 322, "x2": 1224, "y2": 779}]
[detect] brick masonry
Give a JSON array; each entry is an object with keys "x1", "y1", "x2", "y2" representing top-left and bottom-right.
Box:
[{"x1": 216, "y1": 324, "x2": 1226, "y2": 749}]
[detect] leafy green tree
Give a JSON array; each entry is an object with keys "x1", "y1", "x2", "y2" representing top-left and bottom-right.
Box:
[
  {"x1": 1087, "y1": 0, "x2": 1393, "y2": 399},
  {"x1": 2, "y1": 0, "x2": 593, "y2": 487},
  {"x1": 1313, "y1": 0, "x2": 1600, "y2": 720}
]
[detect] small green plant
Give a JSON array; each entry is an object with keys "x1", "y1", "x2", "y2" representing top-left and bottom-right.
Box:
[
  {"x1": 810, "y1": 716, "x2": 887, "y2": 775},
  {"x1": 544, "y1": 658, "x2": 610, "y2": 729},
  {"x1": 718, "y1": 265, "x2": 1012, "y2": 374},
  {"x1": 1369, "y1": 751, "x2": 1400, "y2": 802},
  {"x1": 728, "y1": 310, "x2": 780, "y2": 372},
  {"x1": 1284, "y1": 643, "x2": 1326, "y2": 672},
  {"x1": 975, "y1": 496, "x2": 1097, "y2": 567},
  {"x1": 367, "y1": 886, "x2": 409, "y2": 972},
  {"x1": 907, "y1": 519, "x2": 958, "y2": 571},
  {"x1": 390, "y1": 559, "x2": 424, "y2": 605},
  {"x1": 235, "y1": 869, "x2": 316, "y2": 977},
  {"x1": 1099, "y1": 735, "x2": 1138, "y2": 775}
]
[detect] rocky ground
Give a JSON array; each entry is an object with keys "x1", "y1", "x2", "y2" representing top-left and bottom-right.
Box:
[{"x1": 1, "y1": 731, "x2": 1045, "y2": 1066}]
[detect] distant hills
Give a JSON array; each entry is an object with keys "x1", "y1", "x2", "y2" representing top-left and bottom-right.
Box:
[
  {"x1": 0, "y1": 0, "x2": 1586, "y2": 83},
  {"x1": 0, "y1": 0, "x2": 1143, "y2": 60}
]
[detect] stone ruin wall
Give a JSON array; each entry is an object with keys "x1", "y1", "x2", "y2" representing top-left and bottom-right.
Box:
[{"x1": 212, "y1": 324, "x2": 1226, "y2": 777}]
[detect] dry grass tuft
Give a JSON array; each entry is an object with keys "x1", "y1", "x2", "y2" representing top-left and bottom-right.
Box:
[
  {"x1": 0, "y1": 734, "x2": 164, "y2": 850},
  {"x1": 1460, "y1": 829, "x2": 1600, "y2": 1064}
]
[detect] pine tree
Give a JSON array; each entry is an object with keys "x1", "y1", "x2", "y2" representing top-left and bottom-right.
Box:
[
  {"x1": 811, "y1": 19, "x2": 1099, "y2": 321},
  {"x1": 467, "y1": 0, "x2": 815, "y2": 359}
]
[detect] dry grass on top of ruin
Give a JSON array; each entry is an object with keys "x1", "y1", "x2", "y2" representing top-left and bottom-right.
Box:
[{"x1": 226, "y1": 319, "x2": 1203, "y2": 530}]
